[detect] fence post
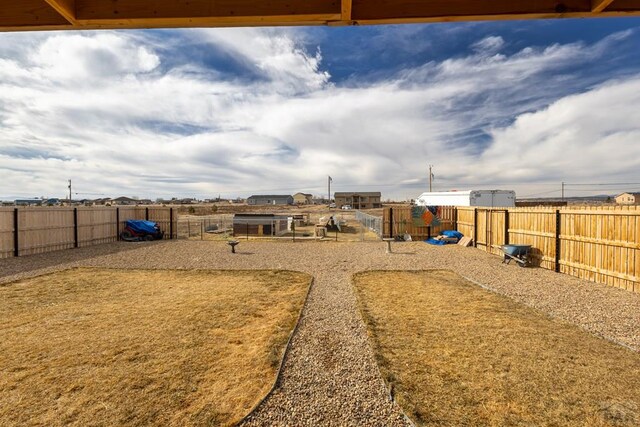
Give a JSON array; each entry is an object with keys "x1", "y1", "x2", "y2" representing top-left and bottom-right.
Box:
[
  {"x1": 116, "y1": 207, "x2": 120, "y2": 241},
  {"x1": 389, "y1": 207, "x2": 394, "y2": 238},
  {"x1": 555, "y1": 209, "x2": 561, "y2": 273},
  {"x1": 13, "y1": 208, "x2": 19, "y2": 257},
  {"x1": 145, "y1": 207, "x2": 149, "y2": 221},
  {"x1": 453, "y1": 207, "x2": 458, "y2": 231},
  {"x1": 473, "y1": 208, "x2": 478, "y2": 247},
  {"x1": 169, "y1": 208, "x2": 174, "y2": 239},
  {"x1": 73, "y1": 208, "x2": 78, "y2": 248},
  {"x1": 504, "y1": 210, "x2": 510, "y2": 245},
  {"x1": 427, "y1": 226, "x2": 431, "y2": 239}
]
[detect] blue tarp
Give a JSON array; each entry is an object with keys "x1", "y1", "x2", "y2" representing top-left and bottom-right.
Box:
[
  {"x1": 425, "y1": 230, "x2": 464, "y2": 245},
  {"x1": 442, "y1": 230, "x2": 463, "y2": 239},
  {"x1": 125, "y1": 220, "x2": 158, "y2": 234},
  {"x1": 426, "y1": 238, "x2": 446, "y2": 245}
]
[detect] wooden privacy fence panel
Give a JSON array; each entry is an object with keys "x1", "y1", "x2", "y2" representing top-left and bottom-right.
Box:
[
  {"x1": 559, "y1": 207, "x2": 640, "y2": 291},
  {"x1": 18, "y1": 207, "x2": 75, "y2": 256},
  {"x1": 508, "y1": 208, "x2": 557, "y2": 270},
  {"x1": 0, "y1": 208, "x2": 14, "y2": 258},
  {"x1": 456, "y1": 207, "x2": 474, "y2": 239},
  {"x1": 0, "y1": 206, "x2": 177, "y2": 259},
  {"x1": 77, "y1": 207, "x2": 118, "y2": 248},
  {"x1": 383, "y1": 206, "x2": 456, "y2": 240},
  {"x1": 383, "y1": 205, "x2": 639, "y2": 293}
]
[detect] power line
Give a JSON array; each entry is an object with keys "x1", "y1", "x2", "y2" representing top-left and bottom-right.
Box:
[
  {"x1": 520, "y1": 189, "x2": 562, "y2": 198},
  {"x1": 564, "y1": 182, "x2": 640, "y2": 186}
]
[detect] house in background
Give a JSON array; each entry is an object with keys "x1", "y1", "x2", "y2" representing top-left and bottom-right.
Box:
[
  {"x1": 293, "y1": 192, "x2": 313, "y2": 205},
  {"x1": 334, "y1": 192, "x2": 382, "y2": 209},
  {"x1": 15, "y1": 199, "x2": 42, "y2": 206},
  {"x1": 112, "y1": 196, "x2": 138, "y2": 205},
  {"x1": 247, "y1": 195, "x2": 293, "y2": 206},
  {"x1": 93, "y1": 198, "x2": 113, "y2": 206},
  {"x1": 615, "y1": 192, "x2": 640, "y2": 205}
]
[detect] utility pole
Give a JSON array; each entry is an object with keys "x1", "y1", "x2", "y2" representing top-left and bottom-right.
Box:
[
  {"x1": 428, "y1": 165, "x2": 434, "y2": 192},
  {"x1": 68, "y1": 179, "x2": 72, "y2": 203},
  {"x1": 561, "y1": 181, "x2": 565, "y2": 201},
  {"x1": 328, "y1": 176, "x2": 332, "y2": 203}
]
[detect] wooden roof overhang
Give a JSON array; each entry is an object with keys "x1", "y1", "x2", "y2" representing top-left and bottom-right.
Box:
[{"x1": 1, "y1": 1, "x2": 640, "y2": 32}]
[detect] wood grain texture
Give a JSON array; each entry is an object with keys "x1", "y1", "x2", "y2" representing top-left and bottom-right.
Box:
[
  {"x1": 382, "y1": 205, "x2": 640, "y2": 293},
  {"x1": 592, "y1": 0, "x2": 616, "y2": 12},
  {"x1": 0, "y1": 0, "x2": 70, "y2": 27},
  {"x1": 1, "y1": 0, "x2": 640, "y2": 31},
  {"x1": 44, "y1": 0, "x2": 76, "y2": 23}
]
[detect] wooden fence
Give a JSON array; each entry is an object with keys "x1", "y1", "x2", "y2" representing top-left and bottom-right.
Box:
[
  {"x1": 382, "y1": 206, "x2": 456, "y2": 241},
  {"x1": 0, "y1": 206, "x2": 177, "y2": 258},
  {"x1": 384, "y1": 205, "x2": 640, "y2": 293}
]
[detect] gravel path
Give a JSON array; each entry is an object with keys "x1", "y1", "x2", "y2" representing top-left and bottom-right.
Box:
[{"x1": 1, "y1": 240, "x2": 639, "y2": 425}]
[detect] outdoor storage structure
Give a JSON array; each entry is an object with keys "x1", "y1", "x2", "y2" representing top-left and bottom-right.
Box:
[
  {"x1": 232, "y1": 214, "x2": 289, "y2": 236},
  {"x1": 247, "y1": 195, "x2": 293, "y2": 206},
  {"x1": 334, "y1": 192, "x2": 382, "y2": 209},
  {"x1": 415, "y1": 190, "x2": 516, "y2": 207}
]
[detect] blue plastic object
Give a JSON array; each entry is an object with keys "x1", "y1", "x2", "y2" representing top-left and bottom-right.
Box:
[
  {"x1": 425, "y1": 238, "x2": 446, "y2": 245},
  {"x1": 442, "y1": 230, "x2": 463, "y2": 239},
  {"x1": 125, "y1": 220, "x2": 159, "y2": 234}
]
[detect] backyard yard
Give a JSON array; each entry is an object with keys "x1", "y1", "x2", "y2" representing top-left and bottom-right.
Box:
[
  {"x1": 354, "y1": 270, "x2": 640, "y2": 426},
  {"x1": 0, "y1": 241, "x2": 638, "y2": 426},
  {"x1": 0, "y1": 268, "x2": 311, "y2": 426}
]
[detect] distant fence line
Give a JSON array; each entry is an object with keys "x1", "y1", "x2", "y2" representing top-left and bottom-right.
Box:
[
  {"x1": 355, "y1": 210, "x2": 382, "y2": 237},
  {"x1": 383, "y1": 205, "x2": 639, "y2": 293},
  {"x1": 0, "y1": 206, "x2": 177, "y2": 258}
]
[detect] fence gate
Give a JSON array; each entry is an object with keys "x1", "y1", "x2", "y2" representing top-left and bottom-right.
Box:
[
  {"x1": 474, "y1": 209, "x2": 507, "y2": 255},
  {"x1": 475, "y1": 209, "x2": 489, "y2": 251}
]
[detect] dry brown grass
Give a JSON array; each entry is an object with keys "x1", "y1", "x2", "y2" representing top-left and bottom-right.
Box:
[
  {"x1": 354, "y1": 270, "x2": 640, "y2": 427},
  {"x1": 0, "y1": 268, "x2": 311, "y2": 427}
]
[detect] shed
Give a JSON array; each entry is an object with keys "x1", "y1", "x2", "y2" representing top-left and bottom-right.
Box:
[{"x1": 233, "y1": 214, "x2": 289, "y2": 237}]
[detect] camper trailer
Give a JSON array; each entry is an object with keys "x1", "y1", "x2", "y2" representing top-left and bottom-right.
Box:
[{"x1": 415, "y1": 190, "x2": 516, "y2": 207}]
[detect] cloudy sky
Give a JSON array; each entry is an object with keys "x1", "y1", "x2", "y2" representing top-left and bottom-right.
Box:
[{"x1": 1, "y1": 18, "x2": 640, "y2": 201}]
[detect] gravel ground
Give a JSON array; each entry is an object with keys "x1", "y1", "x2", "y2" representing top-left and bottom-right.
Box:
[{"x1": 1, "y1": 240, "x2": 639, "y2": 426}]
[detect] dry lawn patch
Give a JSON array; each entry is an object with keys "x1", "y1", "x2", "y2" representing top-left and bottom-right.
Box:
[
  {"x1": 354, "y1": 270, "x2": 640, "y2": 426},
  {"x1": 0, "y1": 268, "x2": 311, "y2": 427}
]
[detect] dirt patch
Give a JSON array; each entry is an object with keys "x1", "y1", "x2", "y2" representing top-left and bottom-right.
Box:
[
  {"x1": 354, "y1": 270, "x2": 640, "y2": 426},
  {"x1": 0, "y1": 268, "x2": 311, "y2": 427}
]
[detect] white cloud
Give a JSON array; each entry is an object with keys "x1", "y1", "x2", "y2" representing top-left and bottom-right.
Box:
[
  {"x1": 0, "y1": 28, "x2": 639, "y2": 201},
  {"x1": 472, "y1": 35, "x2": 505, "y2": 53}
]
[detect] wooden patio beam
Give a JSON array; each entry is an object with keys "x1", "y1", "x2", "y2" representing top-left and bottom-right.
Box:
[
  {"x1": 1, "y1": 0, "x2": 640, "y2": 31},
  {"x1": 74, "y1": 0, "x2": 341, "y2": 27},
  {"x1": 44, "y1": 0, "x2": 77, "y2": 24},
  {"x1": 592, "y1": 0, "x2": 616, "y2": 12},
  {"x1": 341, "y1": 0, "x2": 353, "y2": 21}
]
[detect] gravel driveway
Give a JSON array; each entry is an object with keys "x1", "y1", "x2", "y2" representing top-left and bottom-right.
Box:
[{"x1": 1, "y1": 240, "x2": 638, "y2": 426}]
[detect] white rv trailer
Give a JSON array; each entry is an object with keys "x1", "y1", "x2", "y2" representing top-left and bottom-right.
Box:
[{"x1": 415, "y1": 190, "x2": 516, "y2": 207}]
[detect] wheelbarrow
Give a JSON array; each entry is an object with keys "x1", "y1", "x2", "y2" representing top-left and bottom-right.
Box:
[{"x1": 500, "y1": 244, "x2": 531, "y2": 267}]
